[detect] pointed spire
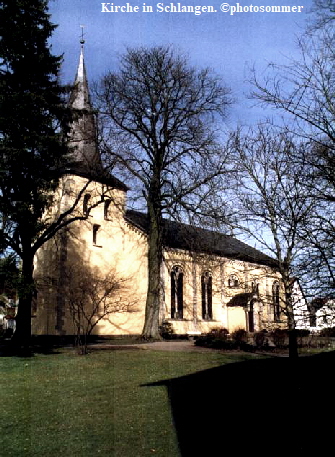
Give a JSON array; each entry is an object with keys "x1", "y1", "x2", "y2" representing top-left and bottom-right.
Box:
[
  {"x1": 62, "y1": 32, "x2": 128, "y2": 191},
  {"x1": 67, "y1": 36, "x2": 103, "y2": 173},
  {"x1": 69, "y1": 33, "x2": 90, "y2": 111}
]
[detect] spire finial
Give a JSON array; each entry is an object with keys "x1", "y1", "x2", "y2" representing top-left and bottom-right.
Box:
[{"x1": 80, "y1": 25, "x2": 85, "y2": 46}]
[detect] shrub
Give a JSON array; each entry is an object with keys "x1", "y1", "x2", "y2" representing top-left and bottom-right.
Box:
[
  {"x1": 209, "y1": 328, "x2": 229, "y2": 340},
  {"x1": 319, "y1": 327, "x2": 335, "y2": 337},
  {"x1": 254, "y1": 331, "x2": 268, "y2": 348},
  {"x1": 212, "y1": 339, "x2": 237, "y2": 350},
  {"x1": 194, "y1": 334, "x2": 213, "y2": 347},
  {"x1": 194, "y1": 328, "x2": 235, "y2": 350},
  {"x1": 159, "y1": 322, "x2": 175, "y2": 340},
  {"x1": 196, "y1": 337, "x2": 237, "y2": 350},
  {"x1": 295, "y1": 329, "x2": 310, "y2": 337},
  {"x1": 271, "y1": 329, "x2": 288, "y2": 348},
  {"x1": 239, "y1": 342, "x2": 256, "y2": 352},
  {"x1": 231, "y1": 329, "x2": 248, "y2": 346}
]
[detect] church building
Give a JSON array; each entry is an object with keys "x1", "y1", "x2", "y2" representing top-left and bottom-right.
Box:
[{"x1": 32, "y1": 46, "x2": 285, "y2": 338}]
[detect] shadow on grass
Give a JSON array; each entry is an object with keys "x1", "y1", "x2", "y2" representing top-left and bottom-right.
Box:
[
  {"x1": 0, "y1": 341, "x2": 63, "y2": 357},
  {"x1": 0, "y1": 335, "x2": 145, "y2": 357},
  {"x1": 144, "y1": 352, "x2": 335, "y2": 456}
]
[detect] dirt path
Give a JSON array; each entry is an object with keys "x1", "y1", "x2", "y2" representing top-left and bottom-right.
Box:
[
  {"x1": 138, "y1": 340, "x2": 214, "y2": 352},
  {"x1": 88, "y1": 340, "x2": 213, "y2": 352},
  {"x1": 88, "y1": 339, "x2": 286, "y2": 356}
]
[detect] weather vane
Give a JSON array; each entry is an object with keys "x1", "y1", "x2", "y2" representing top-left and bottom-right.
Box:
[{"x1": 80, "y1": 25, "x2": 85, "y2": 46}]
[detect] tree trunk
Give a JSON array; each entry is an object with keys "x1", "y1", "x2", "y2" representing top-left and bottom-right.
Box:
[
  {"x1": 141, "y1": 195, "x2": 163, "y2": 340},
  {"x1": 287, "y1": 308, "x2": 298, "y2": 359},
  {"x1": 288, "y1": 329, "x2": 298, "y2": 359},
  {"x1": 11, "y1": 252, "x2": 34, "y2": 355},
  {"x1": 284, "y1": 281, "x2": 298, "y2": 359}
]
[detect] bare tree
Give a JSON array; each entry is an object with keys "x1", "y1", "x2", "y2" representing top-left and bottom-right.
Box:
[
  {"x1": 250, "y1": 12, "x2": 335, "y2": 303},
  {"x1": 297, "y1": 201, "x2": 335, "y2": 298},
  {"x1": 309, "y1": 0, "x2": 335, "y2": 29},
  {"x1": 95, "y1": 46, "x2": 232, "y2": 339},
  {"x1": 251, "y1": 29, "x2": 335, "y2": 147},
  {"x1": 230, "y1": 126, "x2": 316, "y2": 357},
  {"x1": 66, "y1": 263, "x2": 136, "y2": 354}
]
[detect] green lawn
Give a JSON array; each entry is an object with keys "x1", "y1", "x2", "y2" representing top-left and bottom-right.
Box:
[{"x1": 0, "y1": 348, "x2": 254, "y2": 457}]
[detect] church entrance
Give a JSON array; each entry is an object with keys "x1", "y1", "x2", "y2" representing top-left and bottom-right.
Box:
[{"x1": 247, "y1": 301, "x2": 254, "y2": 332}]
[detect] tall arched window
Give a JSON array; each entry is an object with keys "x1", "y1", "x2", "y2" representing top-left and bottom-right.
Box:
[
  {"x1": 171, "y1": 266, "x2": 183, "y2": 319},
  {"x1": 201, "y1": 271, "x2": 213, "y2": 320},
  {"x1": 251, "y1": 280, "x2": 259, "y2": 295},
  {"x1": 272, "y1": 281, "x2": 281, "y2": 321},
  {"x1": 104, "y1": 199, "x2": 111, "y2": 220}
]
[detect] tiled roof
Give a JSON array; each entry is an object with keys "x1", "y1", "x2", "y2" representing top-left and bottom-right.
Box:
[{"x1": 125, "y1": 210, "x2": 278, "y2": 268}]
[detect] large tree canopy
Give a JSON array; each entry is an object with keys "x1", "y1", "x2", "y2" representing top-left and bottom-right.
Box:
[
  {"x1": 0, "y1": 0, "x2": 69, "y2": 254},
  {"x1": 0, "y1": 0, "x2": 70, "y2": 352},
  {"x1": 96, "y1": 46, "x2": 232, "y2": 338}
]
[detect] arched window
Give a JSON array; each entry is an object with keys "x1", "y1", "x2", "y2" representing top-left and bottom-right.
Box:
[
  {"x1": 104, "y1": 199, "x2": 111, "y2": 220},
  {"x1": 83, "y1": 194, "x2": 91, "y2": 216},
  {"x1": 251, "y1": 280, "x2": 259, "y2": 295},
  {"x1": 171, "y1": 266, "x2": 183, "y2": 319},
  {"x1": 228, "y1": 274, "x2": 240, "y2": 288},
  {"x1": 201, "y1": 271, "x2": 213, "y2": 320},
  {"x1": 64, "y1": 179, "x2": 75, "y2": 195},
  {"x1": 272, "y1": 281, "x2": 281, "y2": 321}
]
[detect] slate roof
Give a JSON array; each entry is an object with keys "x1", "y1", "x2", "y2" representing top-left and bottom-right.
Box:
[
  {"x1": 125, "y1": 210, "x2": 278, "y2": 268},
  {"x1": 61, "y1": 162, "x2": 129, "y2": 191},
  {"x1": 64, "y1": 47, "x2": 129, "y2": 193}
]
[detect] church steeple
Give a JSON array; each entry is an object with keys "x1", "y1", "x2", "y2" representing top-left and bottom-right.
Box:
[
  {"x1": 64, "y1": 34, "x2": 128, "y2": 192},
  {"x1": 69, "y1": 43, "x2": 91, "y2": 112},
  {"x1": 67, "y1": 37, "x2": 103, "y2": 172}
]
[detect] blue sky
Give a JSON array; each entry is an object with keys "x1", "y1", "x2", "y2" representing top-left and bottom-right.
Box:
[{"x1": 49, "y1": 0, "x2": 314, "y2": 126}]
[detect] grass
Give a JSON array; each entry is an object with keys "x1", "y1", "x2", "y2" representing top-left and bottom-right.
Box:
[{"x1": 0, "y1": 348, "x2": 255, "y2": 457}]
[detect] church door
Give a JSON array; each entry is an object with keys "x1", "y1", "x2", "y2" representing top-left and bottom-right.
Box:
[{"x1": 248, "y1": 301, "x2": 254, "y2": 332}]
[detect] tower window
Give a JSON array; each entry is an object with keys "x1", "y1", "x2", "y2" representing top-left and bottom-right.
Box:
[
  {"x1": 93, "y1": 224, "x2": 101, "y2": 245},
  {"x1": 83, "y1": 194, "x2": 91, "y2": 216},
  {"x1": 104, "y1": 199, "x2": 111, "y2": 220},
  {"x1": 64, "y1": 179, "x2": 75, "y2": 195}
]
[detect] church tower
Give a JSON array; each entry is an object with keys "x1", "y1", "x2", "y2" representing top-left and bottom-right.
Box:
[
  {"x1": 65, "y1": 38, "x2": 127, "y2": 190},
  {"x1": 32, "y1": 40, "x2": 136, "y2": 337},
  {"x1": 67, "y1": 41, "x2": 102, "y2": 172}
]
